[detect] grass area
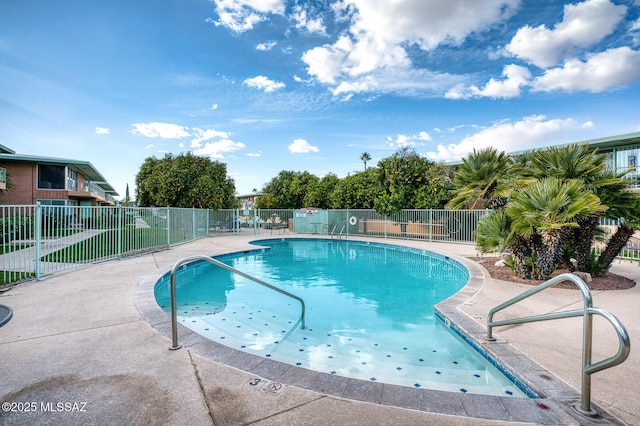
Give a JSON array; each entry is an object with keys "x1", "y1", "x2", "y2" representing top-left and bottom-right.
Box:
[
  {"x1": 0, "y1": 243, "x2": 33, "y2": 254},
  {"x1": 0, "y1": 271, "x2": 34, "y2": 287},
  {"x1": 41, "y1": 227, "x2": 171, "y2": 263}
]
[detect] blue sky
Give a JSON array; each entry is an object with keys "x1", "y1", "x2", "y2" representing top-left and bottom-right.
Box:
[{"x1": 1, "y1": 0, "x2": 640, "y2": 198}]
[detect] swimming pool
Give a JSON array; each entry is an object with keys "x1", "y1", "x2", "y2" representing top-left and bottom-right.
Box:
[{"x1": 155, "y1": 239, "x2": 527, "y2": 397}]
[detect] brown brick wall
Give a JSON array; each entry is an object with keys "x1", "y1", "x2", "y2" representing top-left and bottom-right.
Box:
[
  {"x1": 0, "y1": 162, "x2": 76, "y2": 205},
  {"x1": 0, "y1": 162, "x2": 36, "y2": 204}
]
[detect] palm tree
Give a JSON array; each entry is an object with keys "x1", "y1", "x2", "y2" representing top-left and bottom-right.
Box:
[
  {"x1": 526, "y1": 144, "x2": 606, "y2": 180},
  {"x1": 455, "y1": 143, "x2": 638, "y2": 280},
  {"x1": 476, "y1": 209, "x2": 536, "y2": 279},
  {"x1": 506, "y1": 177, "x2": 605, "y2": 279},
  {"x1": 594, "y1": 191, "x2": 640, "y2": 275},
  {"x1": 525, "y1": 144, "x2": 607, "y2": 271},
  {"x1": 446, "y1": 147, "x2": 514, "y2": 210},
  {"x1": 359, "y1": 152, "x2": 372, "y2": 171},
  {"x1": 524, "y1": 144, "x2": 640, "y2": 273}
]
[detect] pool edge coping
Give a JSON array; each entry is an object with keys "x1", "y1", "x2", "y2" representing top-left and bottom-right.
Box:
[{"x1": 134, "y1": 236, "x2": 620, "y2": 425}]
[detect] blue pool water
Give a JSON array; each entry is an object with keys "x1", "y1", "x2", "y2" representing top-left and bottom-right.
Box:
[{"x1": 155, "y1": 239, "x2": 527, "y2": 397}]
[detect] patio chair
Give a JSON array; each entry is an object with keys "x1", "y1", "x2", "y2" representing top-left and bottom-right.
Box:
[{"x1": 271, "y1": 220, "x2": 289, "y2": 235}]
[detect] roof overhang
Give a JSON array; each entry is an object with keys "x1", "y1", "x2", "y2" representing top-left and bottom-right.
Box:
[{"x1": 0, "y1": 153, "x2": 119, "y2": 196}]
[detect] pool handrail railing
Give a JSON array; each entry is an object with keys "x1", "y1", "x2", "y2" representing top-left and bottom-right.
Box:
[
  {"x1": 168, "y1": 255, "x2": 307, "y2": 351},
  {"x1": 485, "y1": 273, "x2": 630, "y2": 417}
]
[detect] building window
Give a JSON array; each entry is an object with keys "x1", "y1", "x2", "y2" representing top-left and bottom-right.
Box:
[
  {"x1": 37, "y1": 199, "x2": 77, "y2": 206},
  {"x1": 37, "y1": 164, "x2": 65, "y2": 189},
  {"x1": 67, "y1": 169, "x2": 78, "y2": 191},
  {"x1": 615, "y1": 145, "x2": 640, "y2": 188},
  {"x1": 615, "y1": 146, "x2": 640, "y2": 173}
]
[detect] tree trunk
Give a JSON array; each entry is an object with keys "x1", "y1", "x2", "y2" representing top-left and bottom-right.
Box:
[
  {"x1": 535, "y1": 232, "x2": 556, "y2": 280},
  {"x1": 595, "y1": 224, "x2": 636, "y2": 276},
  {"x1": 535, "y1": 228, "x2": 570, "y2": 280},
  {"x1": 509, "y1": 235, "x2": 533, "y2": 279},
  {"x1": 575, "y1": 216, "x2": 600, "y2": 271}
]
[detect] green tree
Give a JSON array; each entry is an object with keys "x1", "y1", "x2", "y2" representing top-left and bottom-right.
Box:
[
  {"x1": 374, "y1": 146, "x2": 453, "y2": 215},
  {"x1": 135, "y1": 157, "x2": 160, "y2": 207},
  {"x1": 594, "y1": 191, "x2": 640, "y2": 273},
  {"x1": 330, "y1": 168, "x2": 382, "y2": 209},
  {"x1": 506, "y1": 177, "x2": 605, "y2": 279},
  {"x1": 303, "y1": 173, "x2": 340, "y2": 208},
  {"x1": 257, "y1": 170, "x2": 320, "y2": 209},
  {"x1": 135, "y1": 153, "x2": 235, "y2": 208},
  {"x1": 360, "y1": 152, "x2": 372, "y2": 171},
  {"x1": 446, "y1": 147, "x2": 514, "y2": 210},
  {"x1": 524, "y1": 144, "x2": 640, "y2": 274},
  {"x1": 467, "y1": 144, "x2": 640, "y2": 279}
]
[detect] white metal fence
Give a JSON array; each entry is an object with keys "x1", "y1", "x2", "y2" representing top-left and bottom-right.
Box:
[
  {"x1": 1, "y1": 205, "x2": 636, "y2": 286},
  {"x1": 0, "y1": 204, "x2": 211, "y2": 284}
]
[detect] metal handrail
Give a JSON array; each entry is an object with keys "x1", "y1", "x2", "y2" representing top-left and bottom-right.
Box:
[
  {"x1": 168, "y1": 255, "x2": 306, "y2": 351},
  {"x1": 331, "y1": 225, "x2": 346, "y2": 240},
  {"x1": 330, "y1": 224, "x2": 346, "y2": 240},
  {"x1": 485, "y1": 273, "x2": 630, "y2": 416}
]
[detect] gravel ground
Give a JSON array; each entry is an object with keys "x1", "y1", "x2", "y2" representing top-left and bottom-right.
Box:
[{"x1": 473, "y1": 257, "x2": 636, "y2": 290}]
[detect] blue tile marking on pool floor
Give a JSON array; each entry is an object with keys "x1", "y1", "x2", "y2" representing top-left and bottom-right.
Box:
[
  {"x1": 171, "y1": 299, "x2": 527, "y2": 397},
  {"x1": 434, "y1": 310, "x2": 539, "y2": 399}
]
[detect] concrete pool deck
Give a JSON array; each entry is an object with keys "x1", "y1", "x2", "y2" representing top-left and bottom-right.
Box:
[{"x1": 0, "y1": 234, "x2": 637, "y2": 425}]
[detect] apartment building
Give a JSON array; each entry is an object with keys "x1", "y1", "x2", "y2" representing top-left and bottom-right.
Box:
[{"x1": 0, "y1": 144, "x2": 118, "y2": 207}]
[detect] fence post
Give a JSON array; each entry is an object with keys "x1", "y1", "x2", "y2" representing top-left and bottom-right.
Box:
[
  {"x1": 428, "y1": 209, "x2": 433, "y2": 243},
  {"x1": 206, "y1": 208, "x2": 210, "y2": 236},
  {"x1": 384, "y1": 215, "x2": 388, "y2": 239},
  {"x1": 258, "y1": 208, "x2": 262, "y2": 234},
  {"x1": 192, "y1": 208, "x2": 196, "y2": 241},
  {"x1": 253, "y1": 208, "x2": 258, "y2": 235},
  {"x1": 34, "y1": 202, "x2": 42, "y2": 280},
  {"x1": 346, "y1": 209, "x2": 350, "y2": 238},
  {"x1": 166, "y1": 207, "x2": 171, "y2": 247},
  {"x1": 117, "y1": 205, "x2": 123, "y2": 259}
]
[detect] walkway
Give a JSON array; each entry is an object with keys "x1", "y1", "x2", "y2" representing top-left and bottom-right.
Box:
[
  {"x1": 0, "y1": 235, "x2": 637, "y2": 425},
  {"x1": 0, "y1": 229, "x2": 108, "y2": 274}
]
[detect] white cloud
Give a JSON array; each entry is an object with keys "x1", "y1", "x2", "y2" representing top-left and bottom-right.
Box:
[
  {"x1": 387, "y1": 131, "x2": 432, "y2": 148},
  {"x1": 425, "y1": 115, "x2": 580, "y2": 162},
  {"x1": 231, "y1": 117, "x2": 283, "y2": 124},
  {"x1": 446, "y1": 64, "x2": 531, "y2": 99},
  {"x1": 209, "y1": 104, "x2": 218, "y2": 110},
  {"x1": 531, "y1": 47, "x2": 640, "y2": 92},
  {"x1": 347, "y1": 0, "x2": 519, "y2": 50},
  {"x1": 145, "y1": 144, "x2": 154, "y2": 150},
  {"x1": 506, "y1": 0, "x2": 627, "y2": 68},
  {"x1": 328, "y1": 65, "x2": 464, "y2": 97},
  {"x1": 471, "y1": 64, "x2": 531, "y2": 98},
  {"x1": 444, "y1": 84, "x2": 469, "y2": 100},
  {"x1": 131, "y1": 122, "x2": 190, "y2": 139},
  {"x1": 289, "y1": 138, "x2": 319, "y2": 154},
  {"x1": 95, "y1": 127, "x2": 110, "y2": 134},
  {"x1": 302, "y1": 0, "x2": 519, "y2": 96},
  {"x1": 292, "y1": 5, "x2": 326, "y2": 35},
  {"x1": 243, "y1": 75, "x2": 285, "y2": 92},
  {"x1": 246, "y1": 151, "x2": 262, "y2": 157},
  {"x1": 256, "y1": 41, "x2": 276, "y2": 51},
  {"x1": 193, "y1": 139, "x2": 247, "y2": 159},
  {"x1": 301, "y1": 38, "x2": 348, "y2": 85},
  {"x1": 210, "y1": 0, "x2": 286, "y2": 32},
  {"x1": 190, "y1": 128, "x2": 230, "y2": 147},
  {"x1": 131, "y1": 123, "x2": 249, "y2": 160}
]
